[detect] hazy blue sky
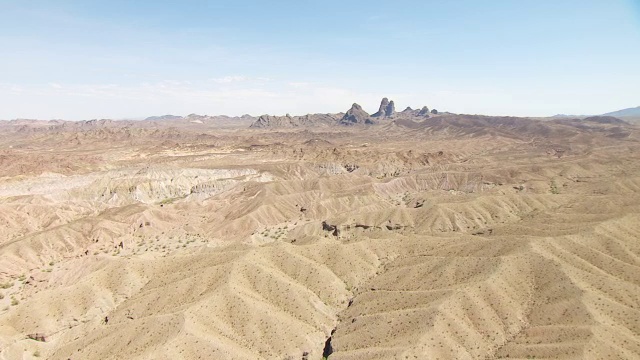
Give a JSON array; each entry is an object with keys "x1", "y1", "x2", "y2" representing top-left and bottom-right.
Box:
[{"x1": 1, "y1": 0, "x2": 639, "y2": 120}]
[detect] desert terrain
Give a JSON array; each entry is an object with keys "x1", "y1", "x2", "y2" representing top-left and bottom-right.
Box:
[{"x1": 0, "y1": 101, "x2": 639, "y2": 360}]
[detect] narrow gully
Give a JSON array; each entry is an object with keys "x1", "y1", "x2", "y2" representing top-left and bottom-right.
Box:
[{"x1": 322, "y1": 328, "x2": 336, "y2": 359}]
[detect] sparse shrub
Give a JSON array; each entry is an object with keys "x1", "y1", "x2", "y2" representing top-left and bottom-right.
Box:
[{"x1": 10, "y1": 297, "x2": 18, "y2": 306}]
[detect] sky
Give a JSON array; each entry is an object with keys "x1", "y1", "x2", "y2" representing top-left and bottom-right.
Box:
[{"x1": 0, "y1": 0, "x2": 639, "y2": 120}]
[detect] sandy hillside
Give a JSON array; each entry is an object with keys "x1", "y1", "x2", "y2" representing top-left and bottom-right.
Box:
[{"x1": 0, "y1": 114, "x2": 639, "y2": 359}]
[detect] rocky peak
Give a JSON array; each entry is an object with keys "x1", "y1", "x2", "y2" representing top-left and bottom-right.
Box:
[
  {"x1": 340, "y1": 103, "x2": 373, "y2": 125},
  {"x1": 386, "y1": 100, "x2": 395, "y2": 116},
  {"x1": 351, "y1": 103, "x2": 364, "y2": 112},
  {"x1": 372, "y1": 97, "x2": 395, "y2": 117},
  {"x1": 418, "y1": 106, "x2": 430, "y2": 116},
  {"x1": 249, "y1": 114, "x2": 275, "y2": 128},
  {"x1": 378, "y1": 98, "x2": 389, "y2": 112}
]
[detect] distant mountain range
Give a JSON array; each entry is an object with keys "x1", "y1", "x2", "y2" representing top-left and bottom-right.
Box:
[
  {"x1": 603, "y1": 106, "x2": 640, "y2": 118},
  {"x1": 552, "y1": 106, "x2": 640, "y2": 119}
]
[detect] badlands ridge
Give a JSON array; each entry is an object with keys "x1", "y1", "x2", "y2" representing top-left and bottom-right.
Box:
[{"x1": 0, "y1": 99, "x2": 639, "y2": 359}]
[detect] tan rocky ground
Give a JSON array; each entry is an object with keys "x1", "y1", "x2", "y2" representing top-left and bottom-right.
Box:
[{"x1": 0, "y1": 113, "x2": 639, "y2": 359}]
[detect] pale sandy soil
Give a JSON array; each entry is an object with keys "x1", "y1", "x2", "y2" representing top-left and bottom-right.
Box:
[{"x1": 0, "y1": 116, "x2": 639, "y2": 359}]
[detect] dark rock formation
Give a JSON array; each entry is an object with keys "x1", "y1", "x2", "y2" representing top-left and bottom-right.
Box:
[
  {"x1": 418, "y1": 106, "x2": 430, "y2": 116},
  {"x1": 322, "y1": 221, "x2": 340, "y2": 237},
  {"x1": 402, "y1": 106, "x2": 414, "y2": 112},
  {"x1": 27, "y1": 333, "x2": 47, "y2": 342},
  {"x1": 374, "y1": 98, "x2": 390, "y2": 116},
  {"x1": 386, "y1": 100, "x2": 395, "y2": 116},
  {"x1": 372, "y1": 97, "x2": 395, "y2": 117},
  {"x1": 431, "y1": 109, "x2": 438, "y2": 114},
  {"x1": 340, "y1": 103, "x2": 373, "y2": 125}
]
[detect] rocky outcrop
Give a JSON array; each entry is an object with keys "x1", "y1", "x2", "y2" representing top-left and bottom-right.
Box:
[
  {"x1": 321, "y1": 221, "x2": 340, "y2": 237},
  {"x1": 372, "y1": 98, "x2": 396, "y2": 117},
  {"x1": 386, "y1": 100, "x2": 396, "y2": 116},
  {"x1": 250, "y1": 113, "x2": 338, "y2": 128},
  {"x1": 375, "y1": 98, "x2": 389, "y2": 116},
  {"x1": 245, "y1": 99, "x2": 441, "y2": 128},
  {"x1": 251, "y1": 115, "x2": 289, "y2": 128},
  {"x1": 340, "y1": 103, "x2": 373, "y2": 125}
]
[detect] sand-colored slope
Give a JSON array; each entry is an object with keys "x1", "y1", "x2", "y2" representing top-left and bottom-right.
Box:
[{"x1": 0, "y1": 121, "x2": 639, "y2": 359}]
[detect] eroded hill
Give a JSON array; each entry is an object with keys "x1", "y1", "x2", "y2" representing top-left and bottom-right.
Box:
[{"x1": 0, "y1": 115, "x2": 639, "y2": 360}]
